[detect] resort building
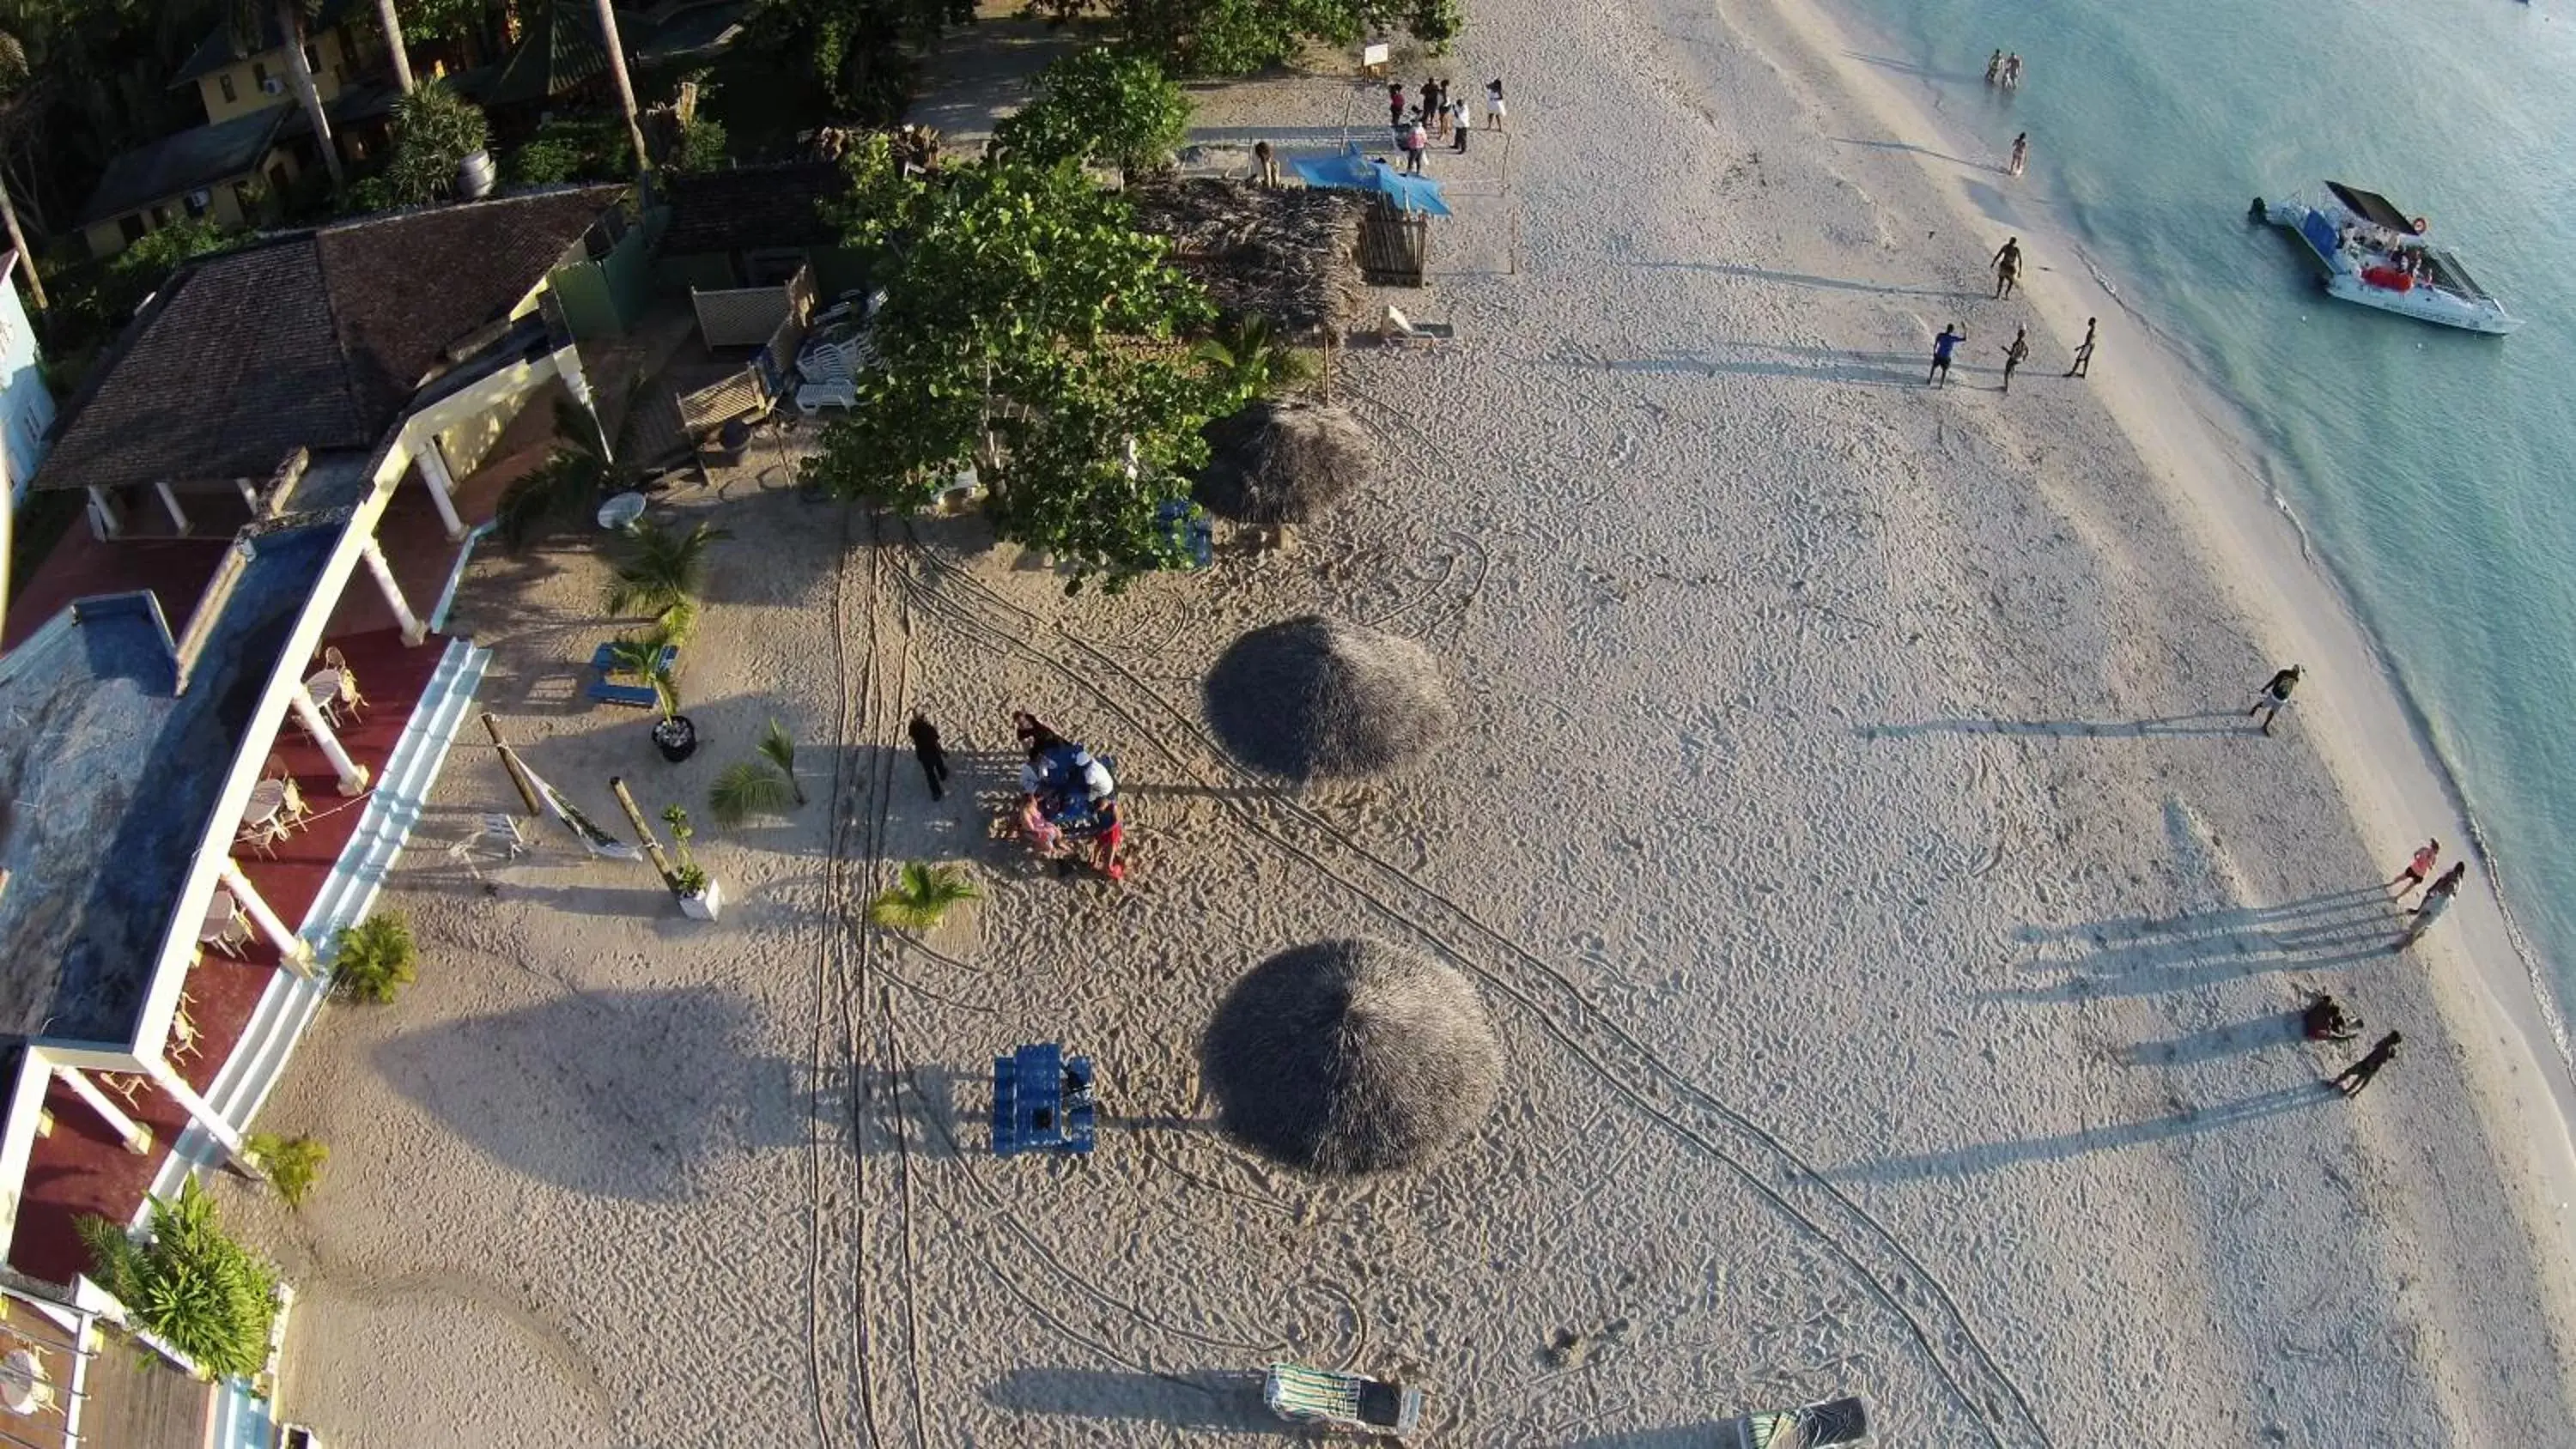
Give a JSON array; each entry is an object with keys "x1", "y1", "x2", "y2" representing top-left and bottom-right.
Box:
[{"x1": 0, "y1": 186, "x2": 625, "y2": 1446}]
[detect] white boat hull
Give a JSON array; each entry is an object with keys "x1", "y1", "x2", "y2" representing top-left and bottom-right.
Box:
[{"x1": 2263, "y1": 197, "x2": 2522, "y2": 336}]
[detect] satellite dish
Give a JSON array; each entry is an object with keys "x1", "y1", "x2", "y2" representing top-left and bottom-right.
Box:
[{"x1": 597, "y1": 492, "x2": 647, "y2": 530}]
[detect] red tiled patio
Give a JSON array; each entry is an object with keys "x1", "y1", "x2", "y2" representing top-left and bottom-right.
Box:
[{"x1": 6, "y1": 626, "x2": 450, "y2": 1285}]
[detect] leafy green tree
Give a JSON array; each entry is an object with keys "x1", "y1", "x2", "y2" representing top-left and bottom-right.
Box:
[
  {"x1": 1105, "y1": 0, "x2": 1449, "y2": 76},
  {"x1": 993, "y1": 49, "x2": 1190, "y2": 179},
  {"x1": 100, "y1": 215, "x2": 234, "y2": 319},
  {"x1": 803, "y1": 139, "x2": 1230, "y2": 587},
  {"x1": 77, "y1": 1179, "x2": 281, "y2": 1379},
  {"x1": 383, "y1": 78, "x2": 489, "y2": 204},
  {"x1": 671, "y1": 114, "x2": 728, "y2": 173}
]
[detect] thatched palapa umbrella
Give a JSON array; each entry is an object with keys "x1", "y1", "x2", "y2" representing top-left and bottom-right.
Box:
[
  {"x1": 1201, "y1": 939, "x2": 1501, "y2": 1175},
  {"x1": 1203, "y1": 615, "x2": 1455, "y2": 782},
  {"x1": 1196, "y1": 401, "x2": 1378, "y2": 528}
]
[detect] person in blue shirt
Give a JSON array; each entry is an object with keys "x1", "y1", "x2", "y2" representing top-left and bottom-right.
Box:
[{"x1": 1927, "y1": 323, "x2": 1966, "y2": 386}]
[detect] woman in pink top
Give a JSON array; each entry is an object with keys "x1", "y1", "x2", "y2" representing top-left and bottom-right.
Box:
[{"x1": 2388, "y1": 839, "x2": 2439, "y2": 897}]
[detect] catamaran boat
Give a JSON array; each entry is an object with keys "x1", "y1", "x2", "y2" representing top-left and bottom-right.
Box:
[{"x1": 2257, "y1": 181, "x2": 2522, "y2": 336}]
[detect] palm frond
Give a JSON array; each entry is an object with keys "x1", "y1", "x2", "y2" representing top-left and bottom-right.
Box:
[
  {"x1": 759, "y1": 718, "x2": 805, "y2": 803},
  {"x1": 866, "y1": 861, "x2": 983, "y2": 931},
  {"x1": 708, "y1": 760, "x2": 793, "y2": 827},
  {"x1": 604, "y1": 518, "x2": 731, "y2": 621}
]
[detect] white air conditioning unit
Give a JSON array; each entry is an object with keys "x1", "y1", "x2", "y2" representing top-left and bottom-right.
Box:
[{"x1": 261, "y1": 76, "x2": 285, "y2": 94}]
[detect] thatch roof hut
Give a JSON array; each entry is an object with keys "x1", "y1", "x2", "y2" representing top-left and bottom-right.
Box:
[
  {"x1": 1127, "y1": 179, "x2": 1364, "y2": 337},
  {"x1": 1203, "y1": 616, "x2": 1455, "y2": 782},
  {"x1": 1195, "y1": 401, "x2": 1377, "y2": 527},
  {"x1": 1201, "y1": 939, "x2": 1501, "y2": 1175}
]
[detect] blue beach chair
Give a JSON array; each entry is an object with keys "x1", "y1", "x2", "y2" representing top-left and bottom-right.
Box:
[
  {"x1": 991, "y1": 1043, "x2": 1097, "y2": 1156},
  {"x1": 587, "y1": 642, "x2": 677, "y2": 707}
]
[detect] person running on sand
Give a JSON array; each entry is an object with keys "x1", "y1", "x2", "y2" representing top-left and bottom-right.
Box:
[
  {"x1": 1993, "y1": 236, "x2": 2023, "y2": 298},
  {"x1": 1485, "y1": 77, "x2": 1507, "y2": 130},
  {"x1": 1927, "y1": 323, "x2": 1965, "y2": 386},
  {"x1": 2002, "y1": 52, "x2": 2023, "y2": 88},
  {"x1": 2008, "y1": 132, "x2": 2028, "y2": 177},
  {"x1": 2330, "y1": 1031, "x2": 2402, "y2": 1097},
  {"x1": 1984, "y1": 49, "x2": 2003, "y2": 85},
  {"x1": 2388, "y1": 839, "x2": 2440, "y2": 896},
  {"x1": 908, "y1": 713, "x2": 951, "y2": 801},
  {"x1": 2066, "y1": 317, "x2": 2098, "y2": 378},
  {"x1": 2001, "y1": 326, "x2": 2030, "y2": 393},
  {"x1": 2248, "y1": 664, "x2": 2301, "y2": 734}
]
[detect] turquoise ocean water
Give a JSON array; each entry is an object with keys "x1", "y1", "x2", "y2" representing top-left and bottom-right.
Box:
[{"x1": 1817, "y1": 0, "x2": 2576, "y2": 1034}]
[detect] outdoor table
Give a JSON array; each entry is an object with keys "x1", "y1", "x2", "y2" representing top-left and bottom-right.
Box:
[
  {"x1": 240, "y1": 779, "x2": 287, "y2": 831},
  {"x1": 1, "y1": 1349, "x2": 44, "y2": 1415},
  {"x1": 199, "y1": 890, "x2": 245, "y2": 948},
  {"x1": 303, "y1": 670, "x2": 349, "y2": 718}
]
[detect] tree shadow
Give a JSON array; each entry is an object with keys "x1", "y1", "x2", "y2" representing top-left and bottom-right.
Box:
[
  {"x1": 1564, "y1": 1425, "x2": 1742, "y2": 1449},
  {"x1": 1863, "y1": 711, "x2": 2249, "y2": 739},
  {"x1": 371, "y1": 986, "x2": 779, "y2": 1200},
  {"x1": 981, "y1": 1367, "x2": 1276, "y2": 1432},
  {"x1": 1832, "y1": 1084, "x2": 2329, "y2": 1182}
]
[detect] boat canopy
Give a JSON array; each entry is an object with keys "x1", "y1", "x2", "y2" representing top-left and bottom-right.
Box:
[{"x1": 2326, "y1": 181, "x2": 2419, "y2": 235}]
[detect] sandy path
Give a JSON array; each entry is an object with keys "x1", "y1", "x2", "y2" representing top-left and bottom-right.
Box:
[{"x1": 244, "y1": 0, "x2": 2576, "y2": 1441}]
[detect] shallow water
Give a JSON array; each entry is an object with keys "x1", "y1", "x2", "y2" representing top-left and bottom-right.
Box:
[{"x1": 1818, "y1": 0, "x2": 2576, "y2": 1026}]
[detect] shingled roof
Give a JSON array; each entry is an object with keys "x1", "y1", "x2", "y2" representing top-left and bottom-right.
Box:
[
  {"x1": 37, "y1": 186, "x2": 625, "y2": 496},
  {"x1": 170, "y1": 0, "x2": 362, "y2": 86},
  {"x1": 659, "y1": 161, "x2": 849, "y2": 256},
  {"x1": 75, "y1": 106, "x2": 290, "y2": 228}
]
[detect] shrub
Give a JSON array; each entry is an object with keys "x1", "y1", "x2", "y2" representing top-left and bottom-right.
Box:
[
  {"x1": 330, "y1": 912, "x2": 417, "y2": 1003},
  {"x1": 385, "y1": 80, "x2": 490, "y2": 203},
  {"x1": 866, "y1": 862, "x2": 982, "y2": 931},
  {"x1": 77, "y1": 1179, "x2": 280, "y2": 1379},
  {"x1": 993, "y1": 49, "x2": 1190, "y2": 177},
  {"x1": 244, "y1": 1134, "x2": 328, "y2": 1210}
]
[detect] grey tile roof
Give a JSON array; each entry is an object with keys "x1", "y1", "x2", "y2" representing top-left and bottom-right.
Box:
[
  {"x1": 170, "y1": 0, "x2": 361, "y2": 87},
  {"x1": 74, "y1": 107, "x2": 290, "y2": 229},
  {"x1": 37, "y1": 186, "x2": 624, "y2": 496}
]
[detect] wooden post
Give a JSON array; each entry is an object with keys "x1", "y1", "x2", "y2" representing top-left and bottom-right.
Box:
[
  {"x1": 481, "y1": 713, "x2": 543, "y2": 815},
  {"x1": 609, "y1": 776, "x2": 681, "y2": 894}
]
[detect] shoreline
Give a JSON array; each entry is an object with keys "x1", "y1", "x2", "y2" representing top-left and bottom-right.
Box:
[{"x1": 1749, "y1": 0, "x2": 2576, "y2": 1272}]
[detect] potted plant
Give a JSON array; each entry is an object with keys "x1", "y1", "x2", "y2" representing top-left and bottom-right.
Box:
[
  {"x1": 663, "y1": 805, "x2": 721, "y2": 919},
  {"x1": 605, "y1": 638, "x2": 696, "y2": 761}
]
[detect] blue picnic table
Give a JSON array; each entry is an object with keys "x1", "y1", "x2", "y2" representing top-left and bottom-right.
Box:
[{"x1": 992, "y1": 1043, "x2": 1096, "y2": 1156}]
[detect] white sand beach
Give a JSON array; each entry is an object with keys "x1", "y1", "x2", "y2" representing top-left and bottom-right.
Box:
[{"x1": 246, "y1": 0, "x2": 2576, "y2": 1441}]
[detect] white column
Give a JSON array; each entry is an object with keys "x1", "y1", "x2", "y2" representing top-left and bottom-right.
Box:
[
  {"x1": 53, "y1": 1067, "x2": 151, "y2": 1155},
  {"x1": 360, "y1": 537, "x2": 428, "y2": 645},
  {"x1": 153, "y1": 482, "x2": 191, "y2": 535},
  {"x1": 288, "y1": 687, "x2": 371, "y2": 796},
  {"x1": 218, "y1": 859, "x2": 317, "y2": 975},
  {"x1": 143, "y1": 1059, "x2": 248, "y2": 1168},
  {"x1": 415, "y1": 439, "x2": 466, "y2": 540}
]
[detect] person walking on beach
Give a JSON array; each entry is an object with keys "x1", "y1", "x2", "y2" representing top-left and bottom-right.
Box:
[
  {"x1": 2007, "y1": 131, "x2": 2028, "y2": 177},
  {"x1": 1389, "y1": 82, "x2": 1406, "y2": 128},
  {"x1": 1424, "y1": 77, "x2": 1445, "y2": 136},
  {"x1": 2001, "y1": 326, "x2": 2030, "y2": 393},
  {"x1": 908, "y1": 713, "x2": 951, "y2": 801},
  {"x1": 1485, "y1": 77, "x2": 1507, "y2": 130},
  {"x1": 2329, "y1": 1031, "x2": 2402, "y2": 1097},
  {"x1": 1984, "y1": 49, "x2": 2003, "y2": 85},
  {"x1": 1993, "y1": 236, "x2": 2023, "y2": 298},
  {"x1": 2066, "y1": 317, "x2": 2098, "y2": 378},
  {"x1": 2388, "y1": 839, "x2": 2441, "y2": 897},
  {"x1": 1401, "y1": 117, "x2": 1428, "y2": 173},
  {"x1": 1253, "y1": 139, "x2": 1280, "y2": 187},
  {"x1": 2248, "y1": 664, "x2": 2301, "y2": 735},
  {"x1": 2403, "y1": 862, "x2": 2469, "y2": 944},
  {"x1": 1452, "y1": 96, "x2": 1471, "y2": 152},
  {"x1": 1927, "y1": 323, "x2": 1966, "y2": 386}
]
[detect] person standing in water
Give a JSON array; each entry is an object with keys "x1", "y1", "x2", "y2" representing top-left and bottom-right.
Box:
[
  {"x1": 1984, "y1": 49, "x2": 2003, "y2": 85},
  {"x1": 2002, "y1": 52, "x2": 2023, "y2": 88},
  {"x1": 2066, "y1": 317, "x2": 2098, "y2": 378},
  {"x1": 2000, "y1": 326, "x2": 2030, "y2": 393},
  {"x1": 2329, "y1": 1032, "x2": 2403, "y2": 1098},
  {"x1": 2248, "y1": 664, "x2": 2301, "y2": 734},
  {"x1": 1993, "y1": 236, "x2": 2023, "y2": 298},
  {"x1": 1927, "y1": 323, "x2": 1966, "y2": 386},
  {"x1": 2008, "y1": 132, "x2": 2028, "y2": 177}
]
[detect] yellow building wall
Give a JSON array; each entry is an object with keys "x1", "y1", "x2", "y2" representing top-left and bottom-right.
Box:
[
  {"x1": 438, "y1": 283, "x2": 568, "y2": 476},
  {"x1": 81, "y1": 147, "x2": 298, "y2": 260},
  {"x1": 194, "y1": 26, "x2": 359, "y2": 125}
]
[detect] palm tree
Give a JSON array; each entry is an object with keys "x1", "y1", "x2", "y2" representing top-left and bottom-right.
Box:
[
  {"x1": 707, "y1": 760, "x2": 793, "y2": 827},
  {"x1": 231, "y1": 0, "x2": 344, "y2": 189},
  {"x1": 603, "y1": 518, "x2": 730, "y2": 640},
  {"x1": 0, "y1": 27, "x2": 47, "y2": 312},
  {"x1": 760, "y1": 718, "x2": 805, "y2": 804},
  {"x1": 374, "y1": 0, "x2": 415, "y2": 93},
  {"x1": 590, "y1": 0, "x2": 648, "y2": 173},
  {"x1": 866, "y1": 863, "x2": 983, "y2": 931}
]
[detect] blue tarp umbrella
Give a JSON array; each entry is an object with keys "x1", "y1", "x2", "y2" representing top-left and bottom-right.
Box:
[{"x1": 1289, "y1": 142, "x2": 1454, "y2": 216}]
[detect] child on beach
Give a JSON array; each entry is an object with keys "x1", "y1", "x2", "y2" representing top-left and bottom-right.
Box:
[
  {"x1": 2389, "y1": 839, "x2": 2440, "y2": 897},
  {"x1": 2008, "y1": 132, "x2": 2028, "y2": 177},
  {"x1": 1927, "y1": 324, "x2": 1965, "y2": 386},
  {"x1": 2066, "y1": 317, "x2": 2097, "y2": 378},
  {"x1": 2330, "y1": 1031, "x2": 2402, "y2": 1097},
  {"x1": 2248, "y1": 664, "x2": 2301, "y2": 734},
  {"x1": 1993, "y1": 236, "x2": 2023, "y2": 298},
  {"x1": 2303, "y1": 993, "x2": 2361, "y2": 1043},
  {"x1": 2001, "y1": 326, "x2": 2030, "y2": 393},
  {"x1": 1485, "y1": 78, "x2": 1506, "y2": 130}
]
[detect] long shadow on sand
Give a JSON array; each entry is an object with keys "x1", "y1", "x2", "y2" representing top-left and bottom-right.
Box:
[
  {"x1": 1832, "y1": 134, "x2": 1990, "y2": 169},
  {"x1": 1833, "y1": 1083, "x2": 2328, "y2": 1182},
  {"x1": 1992, "y1": 890, "x2": 2401, "y2": 1002},
  {"x1": 1620, "y1": 258, "x2": 1984, "y2": 301},
  {"x1": 1842, "y1": 50, "x2": 1990, "y2": 86},
  {"x1": 2118, "y1": 1013, "x2": 2307, "y2": 1067},
  {"x1": 1864, "y1": 711, "x2": 2249, "y2": 739},
  {"x1": 982, "y1": 1367, "x2": 1275, "y2": 1432}
]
